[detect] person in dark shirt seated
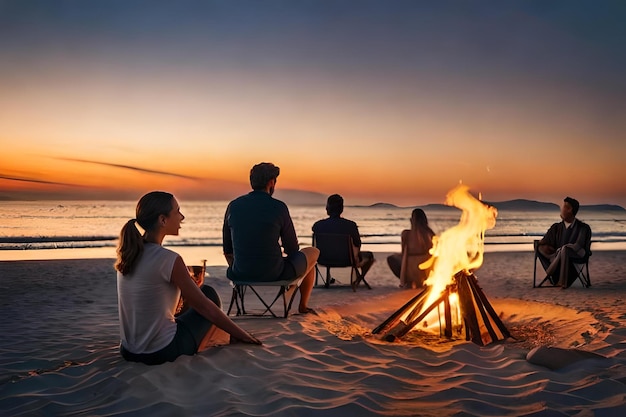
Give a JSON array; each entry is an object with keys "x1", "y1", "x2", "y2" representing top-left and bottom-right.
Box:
[
  {"x1": 222, "y1": 162, "x2": 319, "y2": 314},
  {"x1": 312, "y1": 194, "x2": 375, "y2": 281},
  {"x1": 537, "y1": 196, "x2": 591, "y2": 288}
]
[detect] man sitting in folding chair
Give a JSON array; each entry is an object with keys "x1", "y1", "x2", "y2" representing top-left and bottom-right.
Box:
[
  {"x1": 535, "y1": 196, "x2": 592, "y2": 289},
  {"x1": 312, "y1": 194, "x2": 375, "y2": 289},
  {"x1": 222, "y1": 162, "x2": 319, "y2": 317}
]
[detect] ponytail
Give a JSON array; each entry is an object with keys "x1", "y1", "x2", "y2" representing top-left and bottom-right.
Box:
[
  {"x1": 115, "y1": 191, "x2": 174, "y2": 275},
  {"x1": 115, "y1": 219, "x2": 144, "y2": 275}
]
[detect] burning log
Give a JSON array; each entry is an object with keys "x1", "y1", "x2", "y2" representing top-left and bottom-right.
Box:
[
  {"x1": 456, "y1": 272, "x2": 509, "y2": 345},
  {"x1": 372, "y1": 286, "x2": 431, "y2": 339},
  {"x1": 374, "y1": 272, "x2": 509, "y2": 345}
]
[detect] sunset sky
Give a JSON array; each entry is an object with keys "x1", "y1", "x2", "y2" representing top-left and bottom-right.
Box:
[{"x1": 1, "y1": 1, "x2": 625, "y2": 207}]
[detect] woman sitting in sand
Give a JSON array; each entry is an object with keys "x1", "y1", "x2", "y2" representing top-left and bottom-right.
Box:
[
  {"x1": 115, "y1": 191, "x2": 261, "y2": 365},
  {"x1": 386, "y1": 208, "x2": 435, "y2": 288}
]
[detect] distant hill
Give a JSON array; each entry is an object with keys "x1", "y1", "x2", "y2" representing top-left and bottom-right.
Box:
[
  {"x1": 359, "y1": 202, "x2": 400, "y2": 209},
  {"x1": 273, "y1": 189, "x2": 327, "y2": 206},
  {"x1": 485, "y1": 199, "x2": 559, "y2": 211},
  {"x1": 581, "y1": 204, "x2": 625, "y2": 211},
  {"x1": 418, "y1": 203, "x2": 461, "y2": 211},
  {"x1": 486, "y1": 199, "x2": 625, "y2": 212},
  {"x1": 2, "y1": 188, "x2": 623, "y2": 212},
  {"x1": 357, "y1": 199, "x2": 625, "y2": 212}
]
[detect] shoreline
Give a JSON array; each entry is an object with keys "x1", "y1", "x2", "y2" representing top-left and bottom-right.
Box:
[{"x1": 2, "y1": 241, "x2": 625, "y2": 263}]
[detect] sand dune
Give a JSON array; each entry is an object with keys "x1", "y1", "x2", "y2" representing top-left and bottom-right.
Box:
[{"x1": 1, "y1": 251, "x2": 625, "y2": 416}]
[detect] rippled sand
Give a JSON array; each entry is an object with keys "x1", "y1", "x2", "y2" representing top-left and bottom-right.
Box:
[{"x1": 1, "y1": 251, "x2": 625, "y2": 416}]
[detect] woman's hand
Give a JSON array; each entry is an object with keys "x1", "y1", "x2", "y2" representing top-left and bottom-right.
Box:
[{"x1": 230, "y1": 332, "x2": 262, "y2": 345}]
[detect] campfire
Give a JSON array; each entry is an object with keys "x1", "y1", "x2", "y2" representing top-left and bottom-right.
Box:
[{"x1": 373, "y1": 184, "x2": 510, "y2": 346}]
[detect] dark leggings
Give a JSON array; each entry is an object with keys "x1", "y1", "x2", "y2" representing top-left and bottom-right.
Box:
[{"x1": 120, "y1": 286, "x2": 221, "y2": 365}]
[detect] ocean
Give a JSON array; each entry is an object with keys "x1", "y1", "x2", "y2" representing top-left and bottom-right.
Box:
[{"x1": 1, "y1": 200, "x2": 625, "y2": 262}]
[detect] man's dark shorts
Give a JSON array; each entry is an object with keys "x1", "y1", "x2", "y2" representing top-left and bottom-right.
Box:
[
  {"x1": 277, "y1": 251, "x2": 308, "y2": 281},
  {"x1": 228, "y1": 251, "x2": 308, "y2": 282}
]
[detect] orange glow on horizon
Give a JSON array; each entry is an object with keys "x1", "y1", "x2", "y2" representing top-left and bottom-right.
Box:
[{"x1": 2, "y1": 128, "x2": 625, "y2": 206}]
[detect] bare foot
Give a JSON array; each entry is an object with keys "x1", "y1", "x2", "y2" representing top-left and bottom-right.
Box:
[{"x1": 230, "y1": 333, "x2": 262, "y2": 345}]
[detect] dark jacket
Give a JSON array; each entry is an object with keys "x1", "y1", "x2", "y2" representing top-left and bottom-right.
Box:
[
  {"x1": 539, "y1": 218, "x2": 591, "y2": 257},
  {"x1": 223, "y1": 191, "x2": 299, "y2": 281},
  {"x1": 312, "y1": 215, "x2": 362, "y2": 248}
]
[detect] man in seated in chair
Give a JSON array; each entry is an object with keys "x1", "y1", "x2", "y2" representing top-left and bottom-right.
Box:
[
  {"x1": 312, "y1": 194, "x2": 375, "y2": 283},
  {"x1": 536, "y1": 196, "x2": 591, "y2": 288},
  {"x1": 222, "y1": 162, "x2": 319, "y2": 314}
]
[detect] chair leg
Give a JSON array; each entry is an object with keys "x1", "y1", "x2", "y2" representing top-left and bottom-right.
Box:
[
  {"x1": 533, "y1": 246, "x2": 553, "y2": 287},
  {"x1": 359, "y1": 268, "x2": 372, "y2": 290},
  {"x1": 533, "y1": 253, "x2": 538, "y2": 288},
  {"x1": 247, "y1": 286, "x2": 281, "y2": 318},
  {"x1": 228, "y1": 285, "x2": 245, "y2": 316},
  {"x1": 284, "y1": 284, "x2": 300, "y2": 318},
  {"x1": 315, "y1": 264, "x2": 328, "y2": 287},
  {"x1": 325, "y1": 267, "x2": 331, "y2": 289},
  {"x1": 227, "y1": 287, "x2": 237, "y2": 316},
  {"x1": 535, "y1": 274, "x2": 554, "y2": 287},
  {"x1": 533, "y1": 247, "x2": 557, "y2": 288},
  {"x1": 350, "y1": 267, "x2": 358, "y2": 292},
  {"x1": 362, "y1": 277, "x2": 372, "y2": 290},
  {"x1": 228, "y1": 280, "x2": 302, "y2": 318},
  {"x1": 314, "y1": 265, "x2": 319, "y2": 286},
  {"x1": 237, "y1": 285, "x2": 248, "y2": 315},
  {"x1": 351, "y1": 267, "x2": 371, "y2": 291},
  {"x1": 575, "y1": 262, "x2": 591, "y2": 288}
]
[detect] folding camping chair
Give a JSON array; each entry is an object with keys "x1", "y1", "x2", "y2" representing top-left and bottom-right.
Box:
[
  {"x1": 226, "y1": 275, "x2": 304, "y2": 318},
  {"x1": 312, "y1": 233, "x2": 371, "y2": 291},
  {"x1": 533, "y1": 239, "x2": 592, "y2": 288}
]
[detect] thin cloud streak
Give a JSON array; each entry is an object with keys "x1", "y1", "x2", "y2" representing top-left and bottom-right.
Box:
[
  {"x1": 54, "y1": 157, "x2": 202, "y2": 181},
  {"x1": 0, "y1": 174, "x2": 81, "y2": 187}
]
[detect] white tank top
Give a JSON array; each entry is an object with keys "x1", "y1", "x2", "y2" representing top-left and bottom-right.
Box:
[{"x1": 117, "y1": 243, "x2": 179, "y2": 354}]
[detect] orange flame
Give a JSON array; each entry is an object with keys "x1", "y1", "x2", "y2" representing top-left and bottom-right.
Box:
[{"x1": 404, "y1": 184, "x2": 497, "y2": 328}]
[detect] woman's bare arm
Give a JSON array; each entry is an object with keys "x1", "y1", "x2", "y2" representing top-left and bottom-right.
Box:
[{"x1": 171, "y1": 256, "x2": 261, "y2": 345}]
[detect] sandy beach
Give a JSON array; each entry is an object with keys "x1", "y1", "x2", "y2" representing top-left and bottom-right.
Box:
[{"x1": 1, "y1": 250, "x2": 625, "y2": 416}]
